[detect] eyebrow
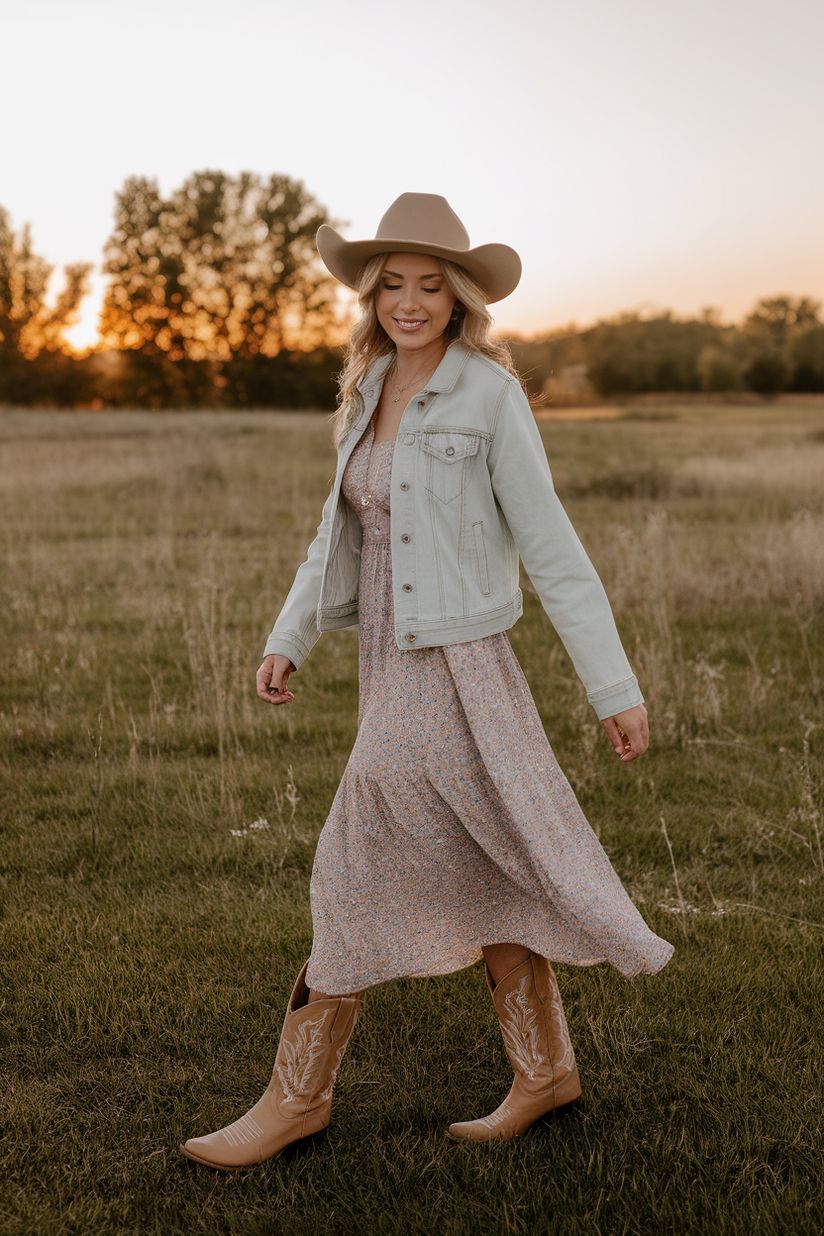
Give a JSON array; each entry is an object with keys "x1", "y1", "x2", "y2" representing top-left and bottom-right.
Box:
[{"x1": 383, "y1": 269, "x2": 444, "y2": 280}]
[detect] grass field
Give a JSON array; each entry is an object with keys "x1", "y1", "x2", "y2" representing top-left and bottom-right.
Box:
[{"x1": 1, "y1": 400, "x2": 823, "y2": 1236}]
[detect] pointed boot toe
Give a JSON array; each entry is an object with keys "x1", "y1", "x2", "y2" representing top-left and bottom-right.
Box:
[
  {"x1": 179, "y1": 1096, "x2": 330, "y2": 1170},
  {"x1": 179, "y1": 1133, "x2": 242, "y2": 1171},
  {"x1": 446, "y1": 1102, "x2": 515, "y2": 1142}
]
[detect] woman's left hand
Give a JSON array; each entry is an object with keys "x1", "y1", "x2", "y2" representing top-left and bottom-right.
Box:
[{"x1": 601, "y1": 703, "x2": 649, "y2": 762}]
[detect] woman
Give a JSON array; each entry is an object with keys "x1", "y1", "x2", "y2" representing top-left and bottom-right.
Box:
[{"x1": 180, "y1": 193, "x2": 673, "y2": 1170}]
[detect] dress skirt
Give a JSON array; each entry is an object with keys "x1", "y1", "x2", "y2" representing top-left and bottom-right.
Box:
[{"x1": 305, "y1": 427, "x2": 674, "y2": 995}]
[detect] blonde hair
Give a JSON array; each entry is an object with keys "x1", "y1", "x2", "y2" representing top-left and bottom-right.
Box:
[{"x1": 332, "y1": 254, "x2": 518, "y2": 445}]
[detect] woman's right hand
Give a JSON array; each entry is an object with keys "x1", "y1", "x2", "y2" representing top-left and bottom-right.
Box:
[
  {"x1": 600, "y1": 703, "x2": 649, "y2": 761},
  {"x1": 256, "y1": 654, "x2": 296, "y2": 705}
]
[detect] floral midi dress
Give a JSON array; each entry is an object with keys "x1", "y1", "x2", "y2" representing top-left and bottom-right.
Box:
[{"x1": 305, "y1": 423, "x2": 674, "y2": 995}]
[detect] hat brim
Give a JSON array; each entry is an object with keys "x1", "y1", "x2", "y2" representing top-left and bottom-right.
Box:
[{"x1": 316, "y1": 225, "x2": 521, "y2": 305}]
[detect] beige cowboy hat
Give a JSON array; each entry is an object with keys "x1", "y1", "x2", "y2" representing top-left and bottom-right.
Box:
[{"x1": 316, "y1": 193, "x2": 522, "y2": 304}]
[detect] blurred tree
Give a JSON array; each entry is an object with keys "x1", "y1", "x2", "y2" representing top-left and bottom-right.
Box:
[
  {"x1": 0, "y1": 206, "x2": 90, "y2": 362},
  {"x1": 744, "y1": 352, "x2": 790, "y2": 397},
  {"x1": 789, "y1": 325, "x2": 824, "y2": 391},
  {"x1": 743, "y1": 295, "x2": 821, "y2": 346},
  {"x1": 220, "y1": 346, "x2": 342, "y2": 409},
  {"x1": 0, "y1": 205, "x2": 92, "y2": 405},
  {"x1": 697, "y1": 345, "x2": 742, "y2": 392},
  {"x1": 740, "y1": 296, "x2": 821, "y2": 397},
  {"x1": 582, "y1": 312, "x2": 728, "y2": 396},
  {"x1": 99, "y1": 172, "x2": 343, "y2": 364}
]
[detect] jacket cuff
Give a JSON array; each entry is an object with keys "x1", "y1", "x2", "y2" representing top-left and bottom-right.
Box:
[
  {"x1": 587, "y1": 675, "x2": 644, "y2": 721},
  {"x1": 263, "y1": 632, "x2": 310, "y2": 671}
]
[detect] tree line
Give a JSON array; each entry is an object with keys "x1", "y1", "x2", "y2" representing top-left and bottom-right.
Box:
[
  {"x1": 2, "y1": 171, "x2": 823, "y2": 409},
  {"x1": 510, "y1": 297, "x2": 824, "y2": 402}
]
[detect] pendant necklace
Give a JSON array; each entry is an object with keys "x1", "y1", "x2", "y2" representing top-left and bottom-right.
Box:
[
  {"x1": 359, "y1": 422, "x2": 386, "y2": 511},
  {"x1": 390, "y1": 357, "x2": 438, "y2": 403}
]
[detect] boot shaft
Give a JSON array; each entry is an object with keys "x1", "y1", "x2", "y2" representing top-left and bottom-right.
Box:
[
  {"x1": 489, "y1": 954, "x2": 576, "y2": 1084},
  {"x1": 273, "y1": 962, "x2": 362, "y2": 1115}
]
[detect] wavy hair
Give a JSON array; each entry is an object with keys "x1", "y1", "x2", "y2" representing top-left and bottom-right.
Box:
[{"x1": 332, "y1": 254, "x2": 518, "y2": 446}]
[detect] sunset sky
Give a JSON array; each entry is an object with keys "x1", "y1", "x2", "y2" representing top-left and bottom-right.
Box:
[{"x1": 2, "y1": 0, "x2": 822, "y2": 349}]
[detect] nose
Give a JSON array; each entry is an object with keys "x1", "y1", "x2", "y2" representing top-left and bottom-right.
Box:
[{"x1": 398, "y1": 282, "x2": 421, "y2": 313}]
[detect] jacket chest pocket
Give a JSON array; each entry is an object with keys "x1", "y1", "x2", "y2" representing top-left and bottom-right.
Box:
[{"x1": 420, "y1": 432, "x2": 480, "y2": 504}]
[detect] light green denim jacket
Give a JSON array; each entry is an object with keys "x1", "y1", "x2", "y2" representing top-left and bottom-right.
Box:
[{"x1": 264, "y1": 343, "x2": 643, "y2": 720}]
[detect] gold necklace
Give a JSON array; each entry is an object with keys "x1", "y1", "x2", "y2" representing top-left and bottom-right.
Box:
[
  {"x1": 390, "y1": 358, "x2": 438, "y2": 403},
  {"x1": 358, "y1": 423, "x2": 392, "y2": 511}
]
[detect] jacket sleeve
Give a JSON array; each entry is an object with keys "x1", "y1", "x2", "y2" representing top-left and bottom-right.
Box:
[
  {"x1": 262, "y1": 484, "x2": 337, "y2": 670},
  {"x1": 486, "y1": 378, "x2": 643, "y2": 720}
]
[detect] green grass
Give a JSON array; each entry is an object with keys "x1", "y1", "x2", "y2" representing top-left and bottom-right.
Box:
[{"x1": 1, "y1": 402, "x2": 823, "y2": 1235}]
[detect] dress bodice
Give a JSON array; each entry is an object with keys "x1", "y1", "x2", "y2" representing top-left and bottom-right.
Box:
[{"x1": 342, "y1": 422, "x2": 394, "y2": 544}]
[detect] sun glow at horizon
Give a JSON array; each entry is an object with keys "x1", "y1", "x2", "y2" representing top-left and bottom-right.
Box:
[{"x1": 5, "y1": 0, "x2": 820, "y2": 360}]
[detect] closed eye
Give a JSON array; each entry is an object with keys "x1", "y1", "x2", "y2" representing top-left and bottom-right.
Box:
[{"x1": 381, "y1": 283, "x2": 443, "y2": 293}]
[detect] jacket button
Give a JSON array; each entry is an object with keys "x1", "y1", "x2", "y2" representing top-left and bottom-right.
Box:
[
  {"x1": 400, "y1": 481, "x2": 409, "y2": 491},
  {"x1": 404, "y1": 434, "x2": 415, "y2": 445},
  {"x1": 404, "y1": 632, "x2": 417, "y2": 643},
  {"x1": 445, "y1": 446, "x2": 455, "y2": 456},
  {"x1": 417, "y1": 400, "x2": 425, "y2": 409},
  {"x1": 401, "y1": 533, "x2": 411, "y2": 543},
  {"x1": 402, "y1": 583, "x2": 412, "y2": 593}
]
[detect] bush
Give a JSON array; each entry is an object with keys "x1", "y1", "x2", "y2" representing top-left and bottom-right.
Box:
[
  {"x1": 697, "y1": 345, "x2": 742, "y2": 392},
  {"x1": 744, "y1": 352, "x2": 789, "y2": 398},
  {"x1": 582, "y1": 314, "x2": 731, "y2": 397},
  {"x1": 790, "y1": 325, "x2": 824, "y2": 391}
]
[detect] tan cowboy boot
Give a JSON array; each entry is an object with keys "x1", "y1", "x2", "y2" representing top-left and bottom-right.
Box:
[
  {"x1": 180, "y1": 962, "x2": 361, "y2": 1170},
  {"x1": 447, "y1": 952, "x2": 581, "y2": 1142}
]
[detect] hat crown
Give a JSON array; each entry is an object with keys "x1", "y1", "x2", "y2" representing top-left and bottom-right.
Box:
[{"x1": 375, "y1": 193, "x2": 470, "y2": 253}]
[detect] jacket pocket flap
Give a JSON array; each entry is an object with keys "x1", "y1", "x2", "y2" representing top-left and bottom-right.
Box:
[{"x1": 421, "y1": 432, "x2": 480, "y2": 463}]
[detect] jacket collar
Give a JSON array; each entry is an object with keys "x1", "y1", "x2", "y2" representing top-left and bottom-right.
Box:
[
  {"x1": 357, "y1": 353, "x2": 394, "y2": 394},
  {"x1": 357, "y1": 341, "x2": 471, "y2": 398},
  {"x1": 423, "y1": 342, "x2": 471, "y2": 393}
]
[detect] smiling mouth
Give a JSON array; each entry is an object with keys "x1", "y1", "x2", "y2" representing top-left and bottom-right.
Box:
[{"x1": 394, "y1": 318, "x2": 426, "y2": 330}]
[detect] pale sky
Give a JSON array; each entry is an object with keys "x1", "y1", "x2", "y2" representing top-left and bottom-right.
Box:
[{"x1": 2, "y1": 0, "x2": 823, "y2": 349}]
